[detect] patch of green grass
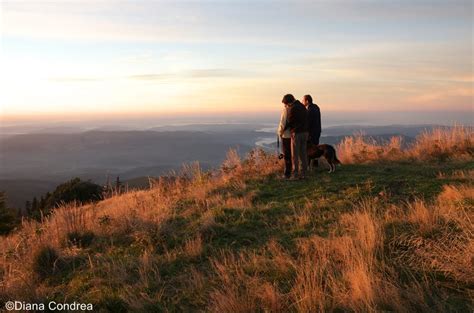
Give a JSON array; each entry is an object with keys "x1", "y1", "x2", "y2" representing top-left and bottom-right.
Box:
[{"x1": 251, "y1": 161, "x2": 473, "y2": 207}]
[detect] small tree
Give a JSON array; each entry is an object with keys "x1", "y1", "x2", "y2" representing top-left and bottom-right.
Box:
[
  {"x1": 39, "y1": 196, "x2": 46, "y2": 210},
  {"x1": 46, "y1": 178, "x2": 103, "y2": 208},
  {"x1": 31, "y1": 197, "x2": 39, "y2": 213},
  {"x1": 25, "y1": 200, "x2": 32, "y2": 215},
  {"x1": 115, "y1": 176, "x2": 123, "y2": 194},
  {"x1": 26, "y1": 178, "x2": 103, "y2": 220},
  {"x1": 0, "y1": 192, "x2": 16, "y2": 235}
]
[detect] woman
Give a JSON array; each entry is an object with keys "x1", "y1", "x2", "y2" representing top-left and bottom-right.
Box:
[{"x1": 278, "y1": 101, "x2": 292, "y2": 179}]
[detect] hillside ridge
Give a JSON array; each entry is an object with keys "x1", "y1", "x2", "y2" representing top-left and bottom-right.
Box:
[{"x1": 1, "y1": 127, "x2": 473, "y2": 312}]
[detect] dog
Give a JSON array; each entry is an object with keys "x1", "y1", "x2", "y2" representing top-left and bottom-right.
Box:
[{"x1": 307, "y1": 143, "x2": 341, "y2": 173}]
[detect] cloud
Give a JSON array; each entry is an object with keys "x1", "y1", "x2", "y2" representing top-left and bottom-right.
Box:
[
  {"x1": 294, "y1": 0, "x2": 472, "y2": 22},
  {"x1": 5, "y1": 1, "x2": 470, "y2": 46},
  {"x1": 290, "y1": 41, "x2": 473, "y2": 85},
  {"x1": 2, "y1": 6, "x2": 158, "y2": 42},
  {"x1": 129, "y1": 69, "x2": 251, "y2": 81},
  {"x1": 49, "y1": 77, "x2": 103, "y2": 83},
  {"x1": 409, "y1": 87, "x2": 473, "y2": 105},
  {"x1": 2, "y1": 1, "x2": 214, "y2": 43},
  {"x1": 2, "y1": 0, "x2": 472, "y2": 114},
  {"x1": 188, "y1": 69, "x2": 248, "y2": 78},
  {"x1": 128, "y1": 74, "x2": 172, "y2": 81}
]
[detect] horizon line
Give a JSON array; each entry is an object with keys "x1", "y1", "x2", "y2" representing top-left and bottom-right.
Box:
[{"x1": 2, "y1": 108, "x2": 473, "y2": 121}]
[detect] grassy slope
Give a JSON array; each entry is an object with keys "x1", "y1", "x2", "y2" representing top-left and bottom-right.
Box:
[
  {"x1": 3, "y1": 126, "x2": 472, "y2": 312},
  {"x1": 216, "y1": 161, "x2": 473, "y2": 246},
  {"x1": 37, "y1": 161, "x2": 470, "y2": 312}
]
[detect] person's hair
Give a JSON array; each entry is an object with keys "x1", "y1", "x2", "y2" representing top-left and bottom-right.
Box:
[
  {"x1": 282, "y1": 94, "x2": 295, "y2": 104},
  {"x1": 303, "y1": 94, "x2": 313, "y2": 103}
]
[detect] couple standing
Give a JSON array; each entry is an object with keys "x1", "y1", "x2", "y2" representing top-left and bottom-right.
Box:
[{"x1": 278, "y1": 94, "x2": 321, "y2": 180}]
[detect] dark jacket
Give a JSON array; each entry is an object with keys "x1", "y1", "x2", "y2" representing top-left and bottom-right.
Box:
[
  {"x1": 307, "y1": 102, "x2": 321, "y2": 138},
  {"x1": 287, "y1": 100, "x2": 308, "y2": 134}
]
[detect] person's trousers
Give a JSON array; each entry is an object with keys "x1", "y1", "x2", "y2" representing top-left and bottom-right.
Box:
[
  {"x1": 309, "y1": 132, "x2": 321, "y2": 145},
  {"x1": 282, "y1": 137, "x2": 292, "y2": 178},
  {"x1": 309, "y1": 132, "x2": 321, "y2": 168},
  {"x1": 291, "y1": 132, "x2": 308, "y2": 177}
]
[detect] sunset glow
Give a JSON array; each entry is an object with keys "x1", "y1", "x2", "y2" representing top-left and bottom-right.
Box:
[{"x1": 1, "y1": 1, "x2": 472, "y2": 120}]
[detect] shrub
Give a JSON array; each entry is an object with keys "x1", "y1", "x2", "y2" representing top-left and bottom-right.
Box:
[
  {"x1": 28, "y1": 178, "x2": 103, "y2": 219},
  {"x1": 100, "y1": 296, "x2": 129, "y2": 313},
  {"x1": 98, "y1": 214, "x2": 112, "y2": 226},
  {"x1": 32, "y1": 246, "x2": 60, "y2": 280},
  {"x1": 66, "y1": 231, "x2": 95, "y2": 247}
]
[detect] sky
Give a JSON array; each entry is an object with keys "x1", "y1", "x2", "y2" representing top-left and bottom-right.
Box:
[{"x1": 0, "y1": 0, "x2": 473, "y2": 121}]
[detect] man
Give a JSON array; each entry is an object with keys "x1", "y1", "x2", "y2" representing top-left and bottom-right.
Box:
[
  {"x1": 277, "y1": 101, "x2": 292, "y2": 179},
  {"x1": 303, "y1": 94, "x2": 321, "y2": 145},
  {"x1": 282, "y1": 94, "x2": 309, "y2": 179}
]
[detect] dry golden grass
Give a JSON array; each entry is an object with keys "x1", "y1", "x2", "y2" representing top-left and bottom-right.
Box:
[
  {"x1": 208, "y1": 185, "x2": 474, "y2": 312},
  {"x1": 338, "y1": 125, "x2": 473, "y2": 164},
  {"x1": 410, "y1": 125, "x2": 473, "y2": 161},
  {"x1": 222, "y1": 148, "x2": 281, "y2": 181},
  {"x1": 1, "y1": 133, "x2": 473, "y2": 311},
  {"x1": 0, "y1": 149, "x2": 275, "y2": 302},
  {"x1": 184, "y1": 235, "x2": 203, "y2": 258},
  {"x1": 338, "y1": 134, "x2": 404, "y2": 164}
]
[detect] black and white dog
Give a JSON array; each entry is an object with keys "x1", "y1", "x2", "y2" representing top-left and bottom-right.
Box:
[{"x1": 307, "y1": 143, "x2": 341, "y2": 173}]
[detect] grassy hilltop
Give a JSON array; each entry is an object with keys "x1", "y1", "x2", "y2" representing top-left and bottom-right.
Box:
[{"x1": 1, "y1": 127, "x2": 473, "y2": 312}]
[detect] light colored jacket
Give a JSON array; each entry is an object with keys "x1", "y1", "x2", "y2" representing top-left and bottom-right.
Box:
[{"x1": 277, "y1": 106, "x2": 291, "y2": 138}]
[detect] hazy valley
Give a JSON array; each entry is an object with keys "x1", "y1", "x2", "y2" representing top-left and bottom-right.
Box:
[{"x1": 0, "y1": 122, "x2": 456, "y2": 209}]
